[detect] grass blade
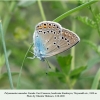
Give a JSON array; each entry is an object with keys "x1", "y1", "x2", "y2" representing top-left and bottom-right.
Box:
[
  {"x1": 0, "y1": 20, "x2": 14, "y2": 89},
  {"x1": 38, "y1": 0, "x2": 46, "y2": 21},
  {"x1": 91, "y1": 68, "x2": 100, "y2": 89}
]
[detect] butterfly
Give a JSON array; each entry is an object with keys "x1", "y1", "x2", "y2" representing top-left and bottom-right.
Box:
[{"x1": 33, "y1": 21, "x2": 80, "y2": 61}]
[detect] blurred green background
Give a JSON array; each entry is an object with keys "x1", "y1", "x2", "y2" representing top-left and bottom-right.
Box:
[{"x1": 0, "y1": 0, "x2": 100, "y2": 89}]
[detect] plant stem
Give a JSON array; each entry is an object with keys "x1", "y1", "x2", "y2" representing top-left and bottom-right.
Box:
[
  {"x1": 66, "y1": 76, "x2": 73, "y2": 89},
  {"x1": 17, "y1": 43, "x2": 34, "y2": 89},
  {"x1": 71, "y1": 47, "x2": 75, "y2": 70},
  {"x1": 38, "y1": 0, "x2": 46, "y2": 21},
  {"x1": 0, "y1": 20, "x2": 14, "y2": 89},
  {"x1": 53, "y1": 1, "x2": 97, "y2": 22},
  {"x1": 3, "y1": 1, "x2": 16, "y2": 35},
  {"x1": 71, "y1": 19, "x2": 76, "y2": 70}
]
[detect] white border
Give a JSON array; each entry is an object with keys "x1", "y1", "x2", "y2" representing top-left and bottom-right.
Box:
[{"x1": 0, "y1": 90, "x2": 100, "y2": 100}]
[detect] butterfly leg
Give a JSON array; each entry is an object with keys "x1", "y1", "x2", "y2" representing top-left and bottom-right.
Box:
[
  {"x1": 27, "y1": 56, "x2": 35, "y2": 59},
  {"x1": 27, "y1": 51, "x2": 35, "y2": 59},
  {"x1": 29, "y1": 51, "x2": 34, "y2": 54}
]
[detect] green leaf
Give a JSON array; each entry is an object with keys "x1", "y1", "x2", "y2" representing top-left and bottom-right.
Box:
[
  {"x1": 48, "y1": 72, "x2": 66, "y2": 83},
  {"x1": 18, "y1": 0, "x2": 36, "y2": 7},
  {"x1": 91, "y1": 68, "x2": 100, "y2": 89},
  {"x1": 70, "y1": 66, "x2": 86, "y2": 78},
  {"x1": 79, "y1": 75, "x2": 94, "y2": 80},
  {"x1": 57, "y1": 55, "x2": 72, "y2": 74},
  {"x1": 47, "y1": 72, "x2": 65, "y2": 77},
  {"x1": 78, "y1": 0, "x2": 89, "y2": 4},
  {"x1": 96, "y1": 13, "x2": 100, "y2": 22},
  {"x1": 76, "y1": 16, "x2": 96, "y2": 28}
]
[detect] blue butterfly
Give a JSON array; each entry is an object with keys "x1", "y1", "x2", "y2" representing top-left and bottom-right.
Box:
[{"x1": 32, "y1": 21, "x2": 80, "y2": 61}]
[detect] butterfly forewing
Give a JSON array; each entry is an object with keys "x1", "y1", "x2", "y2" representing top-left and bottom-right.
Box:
[{"x1": 35, "y1": 21, "x2": 62, "y2": 53}]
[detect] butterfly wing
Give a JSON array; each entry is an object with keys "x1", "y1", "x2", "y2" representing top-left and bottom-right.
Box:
[
  {"x1": 44, "y1": 28, "x2": 80, "y2": 57},
  {"x1": 34, "y1": 21, "x2": 62, "y2": 56},
  {"x1": 34, "y1": 21, "x2": 80, "y2": 58},
  {"x1": 35, "y1": 21, "x2": 62, "y2": 42}
]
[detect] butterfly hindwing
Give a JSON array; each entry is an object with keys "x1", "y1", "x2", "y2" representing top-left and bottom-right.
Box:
[{"x1": 44, "y1": 28, "x2": 80, "y2": 57}]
